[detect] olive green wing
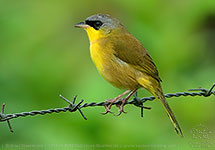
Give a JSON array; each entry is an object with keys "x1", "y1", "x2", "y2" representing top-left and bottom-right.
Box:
[{"x1": 112, "y1": 33, "x2": 162, "y2": 82}]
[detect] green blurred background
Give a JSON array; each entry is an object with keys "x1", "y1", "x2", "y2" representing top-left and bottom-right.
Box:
[{"x1": 0, "y1": 0, "x2": 214, "y2": 150}]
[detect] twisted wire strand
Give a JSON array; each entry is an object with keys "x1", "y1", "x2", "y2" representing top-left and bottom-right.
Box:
[
  {"x1": 1, "y1": 85, "x2": 214, "y2": 121},
  {"x1": 79, "y1": 89, "x2": 214, "y2": 108},
  {"x1": 1, "y1": 107, "x2": 70, "y2": 121},
  {"x1": 0, "y1": 83, "x2": 214, "y2": 132}
]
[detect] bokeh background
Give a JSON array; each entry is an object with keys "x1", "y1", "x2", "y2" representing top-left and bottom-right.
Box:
[{"x1": 0, "y1": 0, "x2": 214, "y2": 150}]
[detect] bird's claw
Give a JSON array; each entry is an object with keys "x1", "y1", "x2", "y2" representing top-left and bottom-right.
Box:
[
  {"x1": 115, "y1": 102, "x2": 127, "y2": 116},
  {"x1": 115, "y1": 107, "x2": 127, "y2": 116},
  {"x1": 101, "y1": 105, "x2": 114, "y2": 115}
]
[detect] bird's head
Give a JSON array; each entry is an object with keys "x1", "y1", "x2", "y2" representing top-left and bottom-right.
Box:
[{"x1": 75, "y1": 14, "x2": 125, "y2": 42}]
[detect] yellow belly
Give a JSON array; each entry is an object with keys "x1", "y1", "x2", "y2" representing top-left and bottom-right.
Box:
[{"x1": 90, "y1": 41, "x2": 140, "y2": 90}]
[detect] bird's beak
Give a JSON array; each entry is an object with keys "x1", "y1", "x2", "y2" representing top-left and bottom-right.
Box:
[{"x1": 74, "y1": 22, "x2": 90, "y2": 29}]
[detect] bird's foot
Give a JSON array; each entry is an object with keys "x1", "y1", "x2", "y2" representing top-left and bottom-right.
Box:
[
  {"x1": 101, "y1": 90, "x2": 137, "y2": 115},
  {"x1": 115, "y1": 100, "x2": 127, "y2": 116},
  {"x1": 101, "y1": 90, "x2": 131, "y2": 115},
  {"x1": 101, "y1": 99, "x2": 116, "y2": 115},
  {"x1": 115, "y1": 89, "x2": 137, "y2": 116}
]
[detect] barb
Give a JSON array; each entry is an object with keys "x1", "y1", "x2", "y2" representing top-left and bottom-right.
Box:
[
  {"x1": 59, "y1": 95, "x2": 87, "y2": 120},
  {"x1": 1, "y1": 103, "x2": 13, "y2": 132},
  {"x1": 0, "y1": 83, "x2": 214, "y2": 132}
]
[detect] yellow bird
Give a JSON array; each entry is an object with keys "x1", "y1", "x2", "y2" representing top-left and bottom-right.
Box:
[{"x1": 75, "y1": 14, "x2": 183, "y2": 136}]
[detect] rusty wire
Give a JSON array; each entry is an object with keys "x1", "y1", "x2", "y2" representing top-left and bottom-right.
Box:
[{"x1": 0, "y1": 83, "x2": 214, "y2": 133}]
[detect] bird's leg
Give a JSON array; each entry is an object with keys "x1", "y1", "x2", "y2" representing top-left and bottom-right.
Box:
[
  {"x1": 102, "y1": 90, "x2": 131, "y2": 115},
  {"x1": 115, "y1": 89, "x2": 137, "y2": 116}
]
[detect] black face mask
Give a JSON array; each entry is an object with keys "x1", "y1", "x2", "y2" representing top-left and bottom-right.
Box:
[{"x1": 85, "y1": 20, "x2": 103, "y2": 30}]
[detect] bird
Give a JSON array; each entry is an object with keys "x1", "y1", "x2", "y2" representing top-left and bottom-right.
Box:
[{"x1": 74, "y1": 14, "x2": 183, "y2": 136}]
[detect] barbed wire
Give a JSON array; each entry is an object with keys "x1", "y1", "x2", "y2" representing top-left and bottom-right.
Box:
[{"x1": 0, "y1": 83, "x2": 214, "y2": 133}]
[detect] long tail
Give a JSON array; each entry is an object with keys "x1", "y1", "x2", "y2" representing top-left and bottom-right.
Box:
[
  {"x1": 153, "y1": 87, "x2": 183, "y2": 137},
  {"x1": 137, "y1": 77, "x2": 183, "y2": 136}
]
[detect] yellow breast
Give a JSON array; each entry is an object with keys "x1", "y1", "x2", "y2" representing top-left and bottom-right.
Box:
[
  {"x1": 85, "y1": 27, "x2": 140, "y2": 90},
  {"x1": 86, "y1": 27, "x2": 112, "y2": 75}
]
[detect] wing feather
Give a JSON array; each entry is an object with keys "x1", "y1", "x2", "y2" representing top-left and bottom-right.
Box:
[{"x1": 111, "y1": 33, "x2": 162, "y2": 82}]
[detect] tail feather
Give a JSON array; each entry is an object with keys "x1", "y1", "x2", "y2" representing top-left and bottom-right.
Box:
[
  {"x1": 153, "y1": 89, "x2": 183, "y2": 137},
  {"x1": 137, "y1": 77, "x2": 183, "y2": 136}
]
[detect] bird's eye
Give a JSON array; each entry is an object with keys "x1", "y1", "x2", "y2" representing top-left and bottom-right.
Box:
[
  {"x1": 94, "y1": 21, "x2": 102, "y2": 27},
  {"x1": 85, "y1": 20, "x2": 103, "y2": 30}
]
